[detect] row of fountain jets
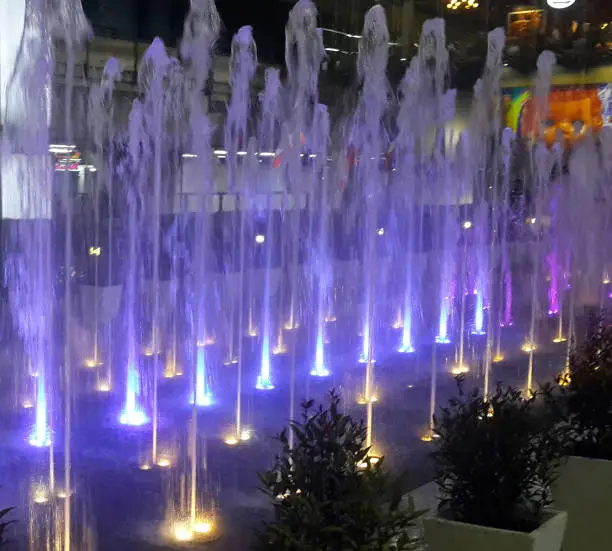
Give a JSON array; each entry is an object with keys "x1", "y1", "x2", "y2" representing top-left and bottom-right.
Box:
[{"x1": 4, "y1": 0, "x2": 612, "y2": 548}]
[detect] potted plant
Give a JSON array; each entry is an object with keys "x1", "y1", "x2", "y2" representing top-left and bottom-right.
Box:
[
  {"x1": 424, "y1": 381, "x2": 566, "y2": 551},
  {"x1": 255, "y1": 389, "x2": 424, "y2": 551},
  {"x1": 549, "y1": 318, "x2": 612, "y2": 551}
]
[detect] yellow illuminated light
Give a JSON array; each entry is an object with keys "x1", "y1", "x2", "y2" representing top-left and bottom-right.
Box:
[
  {"x1": 553, "y1": 336, "x2": 567, "y2": 343},
  {"x1": 173, "y1": 522, "x2": 193, "y2": 542},
  {"x1": 558, "y1": 374, "x2": 571, "y2": 386},
  {"x1": 96, "y1": 381, "x2": 111, "y2": 393},
  {"x1": 22, "y1": 398, "x2": 34, "y2": 409},
  {"x1": 357, "y1": 393, "x2": 378, "y2": 405},
  {"x1": 193, "y1": 520, "x2": 212, "y2": 534},
  {"x1": 139, "y1": 463, "x2": 152, "y2": 471},
  {"x1": 88, "y1": 246, "x2": 101, "y2": 256},
  {"x1": 521, "y1": 341, "x2": 537, "y2": 353},
  {"x1": 224, "y1": 436, "x2": 238, "y2": 446},
  {"x1": 32, "y1": 485, "x2": 49, "y2": 504},
  {"x1": 493, "y1": 353, "x2": 505, "y2": 363},
  {"x1": 450, "y1": 364, "x2": 470, "y2": 376},
  {"x1": 170, "y1": 518, "x2": 215, "y2": 542},
  {"x1": 84, "y1": 358, "x2": 102, "y2": 368},
  {"x1": 272, "y1": 343, "x2": 287, "y2": 355},
  {"x1": 420, "y1": 430, "x2": 434, "y2": 443}
]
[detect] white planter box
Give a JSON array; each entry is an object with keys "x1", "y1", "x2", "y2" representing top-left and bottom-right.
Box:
[
  {"x1": 423, "y1": 510, "x2": 567, "y2": 551},
  {"x1": 553, "y1": 455, "x2": 612, "y2": 551}
]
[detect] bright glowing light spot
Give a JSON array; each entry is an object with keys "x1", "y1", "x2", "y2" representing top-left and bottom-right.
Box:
[
  {"x1": 462, "y1": 220, "x2": 472, "y2": 229},
  {"x1": 142, "y1": 346, "x2": 158, "y2": 357},
  {"x1": 407, "y1": 384, "x2": 415, "y2": 389},
  {"x1": 255, "y1": 234, "x2": 265, "y2": 244},
  {"x1": 248, "y1": 328, "x2": 258, "y2": 337},
  {"x1": 392, "y1": 320, "x2": 402, "y2": 330},
  {"x1": 369, "y1": 456, "x2": 380, "y2": 465},
  {"x1": 603, "y1": 277, "x2": 611, "y2": 285},
  {"x1": 84, "y1": 358, "x2": 102, "y2": 368},
  {"x1": 32, "y1": 485, "x2": 49, "y2": 504},
  {"x1": 139, "y1": 463, "x2": 152, "y2": 471},
  {"x1": 272, "y1": 344, "x2": 287, "y2": 355},
  {"x1": 310, "y1": 365, "x2": 330, "y2": 377},
  {"x1": 22, "y1": 399, "x2": 33, "y2": 409},
  {"x1": 357, "y1": 461, "x2": 368, "y2": 469},
  {"x1": 450, "y1": 364, "x2": 470, "y2": 376},
  {"x1": 486, "y1": 406, "x2": 494, "y2": 418},
  {"x1": 193, "y1": 520, "x2": 212, "y2": 535},
  {"x1": 553, "y1": 336, "x2": 567, "y2": 343},
  {"x1": 224, "y1": 436, "x2": 238, "y2": 446},
  {"x1": 96, "y1": 381, "x2": 111, "y2": 392},
  {"x1": 325, "y1": 315, "x2": 337, "y2": 323},
  {"x1": 88, "y1": 246, "x2": 101, "y2": 256},
  {"x1": 224, "y1": 357, "x2": 239, "y2": 366},
  {"x1": 358, "y1": 353, "x2": 376, "y2": 364},
  {"x1": 173, "y1": 522, "x2": 193, "y2": 542},
  {"x1": 119, "y1": 408, "x2": 148, "y2": 426},
  {"x1": 397, "y1": 344, "x2": 415, "y2": 354},
  {"x1": 529, "y1": 217, "x2": 537, "y2": 225},
  {"x1": 157, "y1": 457, "x2": 172, "y2": 468},
  {"x1": 493, "y1": 354, "x2": 505, "y2": 363},
  {"x1": 376, "y1": 227, "x2": 385, "y2": 236},
  {"x1": 240, "y1": 429, "x2": 252, "y2": 441},
  {"x1": 421, "y1": 433, "x2": 433, "y2": 443},
  {"x1": 521, "y1": 341, "x2": 537, "y2": 353},
  {"x1": 435, "y1": 336, "x2": 451, "y2": 344},
  {"x1": 256, "y1": 376, "x2": 274, "y2": 390},
  {"x1": 357, "y1": 393, "x2": 378, "y2": 405},
  {"x1": 284, "y1": 322, "x2": 299, "y2": 331},
  {"x1": 29, "y1": 427, "x2": 51, "y2": 448}
]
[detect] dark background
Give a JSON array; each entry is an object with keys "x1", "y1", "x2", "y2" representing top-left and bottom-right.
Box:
[{"x1": 82, "y1": 0, "x2": 292, "y2": 64}]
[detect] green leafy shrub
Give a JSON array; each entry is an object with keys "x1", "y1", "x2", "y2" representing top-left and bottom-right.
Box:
[
  {"x1": 553, "y1": 317, "x2": 612, "y2": 460},
  {"x1": 255, "y1": 389, "x2": 424, "y2": 551},
  {"x1": 432, "y1": 380, "x2": 564, "y2": 532}
]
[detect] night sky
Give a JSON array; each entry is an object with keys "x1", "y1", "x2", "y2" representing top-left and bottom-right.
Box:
[{"x1": 82, "y1": 0, "x2": 292, "y2": 64}]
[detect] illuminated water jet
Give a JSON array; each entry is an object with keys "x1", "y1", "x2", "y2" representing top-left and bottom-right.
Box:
[
  {"x1": 310, "y1": 325, "x2": 330, "y2": 377},
  {"x1": 192, "y1": 346, "x2": 214, "y2": 407},
  {"x1": 29, "y1": 368, "x2": 51, "y2": 447},
  {"x1": 120, "y1": 358, "x2": 148, "y2": 426}
]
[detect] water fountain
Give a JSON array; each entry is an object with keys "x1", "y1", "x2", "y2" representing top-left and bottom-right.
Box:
[{"x1": 1, "y1": 0, "x2": 611, "y2": 548}]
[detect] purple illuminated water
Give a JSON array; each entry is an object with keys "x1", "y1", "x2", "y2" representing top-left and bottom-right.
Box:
[{"x1": 0, "y1": 0, "x2": 610, "y2": 549}]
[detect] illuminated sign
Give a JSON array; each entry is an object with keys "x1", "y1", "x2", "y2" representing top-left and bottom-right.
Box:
[
  {"x1": 55, "y1": 162, "x2": 80, "y2": 172},
  {"x1": 54, "y1": 150, "x2": 81, "y2": 172},
  {"x1": 546, "y1": 0, "x2": 576, "y2": 8}
]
